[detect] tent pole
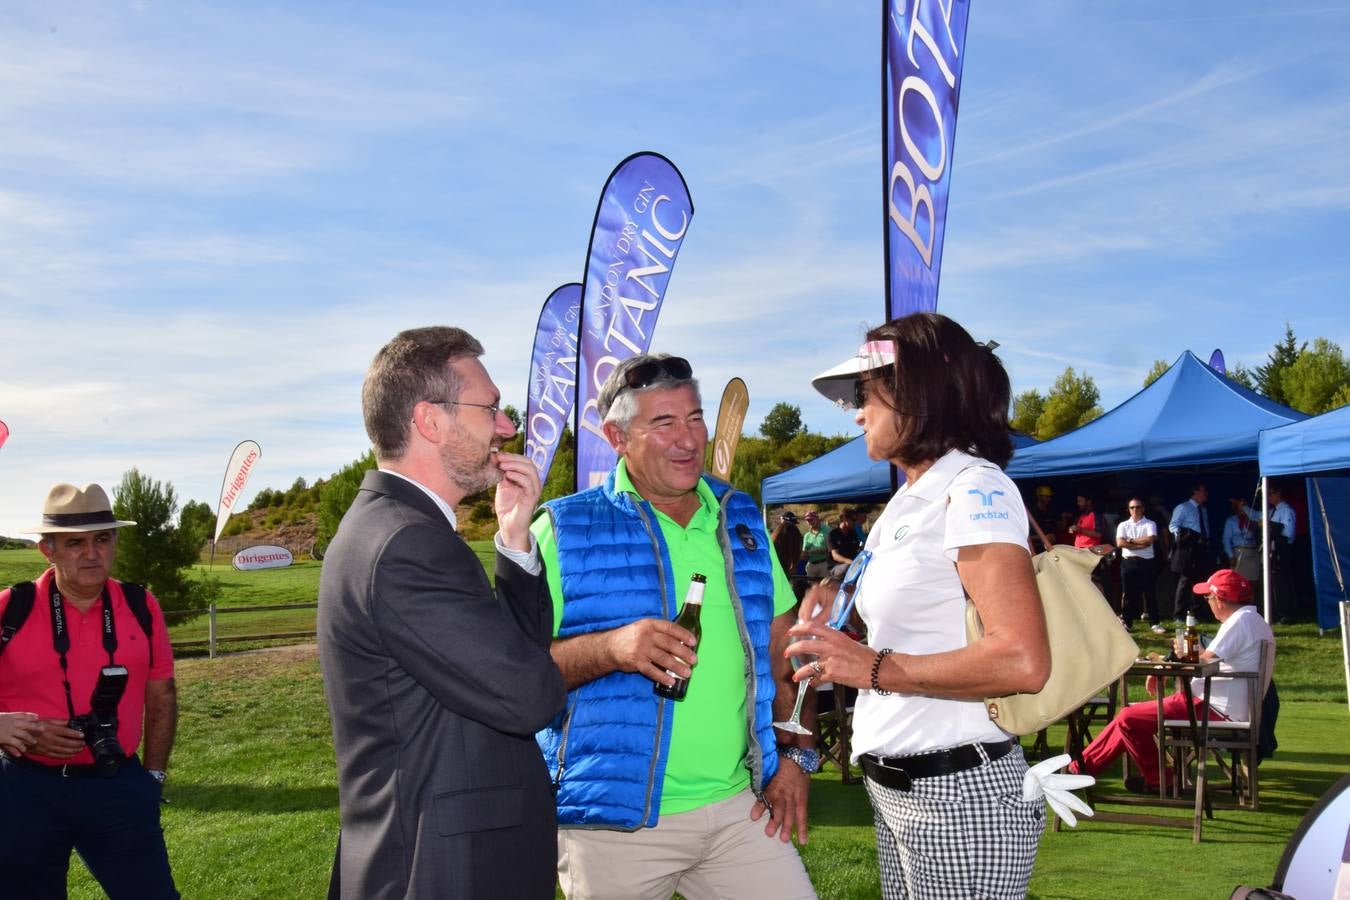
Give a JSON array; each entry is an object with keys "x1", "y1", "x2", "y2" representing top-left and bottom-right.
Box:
[
  {"x1": 1341, "y1": 601, "x2": 1350, "y2": 715},
  {"x1": 1262, "y1": 476, "x2": 1271, "y2": 622}
]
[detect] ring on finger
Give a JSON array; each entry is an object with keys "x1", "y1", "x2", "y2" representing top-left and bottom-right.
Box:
[{"x1": 810, "y1": 659, "x2": 824, "y2": 677}]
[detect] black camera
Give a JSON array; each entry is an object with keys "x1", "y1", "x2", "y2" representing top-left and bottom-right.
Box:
[{"x1": 69, "y1": 665, "x2": 129, "y2": 777}]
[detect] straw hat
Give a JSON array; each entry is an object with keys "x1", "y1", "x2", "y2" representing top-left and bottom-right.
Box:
[{"x1": 24, "y1": 483, "x2": 137, "y2": 534}]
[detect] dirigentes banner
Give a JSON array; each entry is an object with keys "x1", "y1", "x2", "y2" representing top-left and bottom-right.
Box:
[
  {"x1": 575, "y1": 152, "x2": 694, "y2": 491},
  {"x1": 524, "y1": 283, "x2": 582, "y2": 484},
  {"x1": 883, "y1": 0, "x2": 971, "y2": 319},
  {"x1": 710, "y1": 378, "x2": 749, "y2": 482},
  {"x1": 214, "y1": 439, "x2": 261, "y2": 542}
]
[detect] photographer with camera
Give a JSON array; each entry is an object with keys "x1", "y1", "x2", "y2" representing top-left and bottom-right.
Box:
[{"x1": 0, "y1": 483, "x2": 179, "y2": 899}]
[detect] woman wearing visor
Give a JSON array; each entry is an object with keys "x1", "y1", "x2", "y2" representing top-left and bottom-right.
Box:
[{"x1": 785, "y1": 312, "x2": 1050, "y2": 899}]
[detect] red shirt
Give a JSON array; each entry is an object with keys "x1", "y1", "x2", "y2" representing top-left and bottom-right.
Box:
[
  {"x1": 1073, "y1": 511, "x2": 1100, "y2": 549},
  {"x1": 0, "y1": 569, "x2": 175, "y2": 765}
]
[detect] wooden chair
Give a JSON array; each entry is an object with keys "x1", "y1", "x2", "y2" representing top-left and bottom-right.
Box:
[
  {"x1": 1050, "y1": 684, "x2": 1119, "y2": 833},
  {"x1": 1064, "y1": 685, "x2": 1119, "y2": 761},
  {"x1": 1163, "y1": 639, "x2": 1273, "y2": 810},
  {"x1": 815, "y1": 682, "x2": 859, "y2": 784}
]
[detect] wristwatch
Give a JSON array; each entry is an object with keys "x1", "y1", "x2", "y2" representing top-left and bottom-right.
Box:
[
  {"x1": 147, "y1": 769, "x2": 167, "y2": 785},
  {"x1": 778, "y1": 746, "x2": 821, "y2": 774}
]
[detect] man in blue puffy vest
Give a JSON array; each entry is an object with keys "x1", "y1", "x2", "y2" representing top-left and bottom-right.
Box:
[{"x1": 533, "y1": 353, "x2": 817, "y2": 900}]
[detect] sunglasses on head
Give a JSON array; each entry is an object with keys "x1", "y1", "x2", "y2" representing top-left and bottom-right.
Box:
[{"x1": 623, "y1": 356, "x2": 693, "y2": 391}]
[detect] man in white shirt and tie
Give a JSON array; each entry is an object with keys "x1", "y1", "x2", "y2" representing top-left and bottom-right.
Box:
[{"x1": 1169, "y1": 483, "x2": 1212, "y2": 622}]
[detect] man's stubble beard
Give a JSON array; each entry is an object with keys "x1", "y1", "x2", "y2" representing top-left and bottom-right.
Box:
[{"x1": 440, "y1": 427, "x2": 501, "y2": 497}]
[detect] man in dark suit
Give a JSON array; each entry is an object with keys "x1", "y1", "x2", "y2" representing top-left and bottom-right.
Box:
[{"x1": 318, "y1": 326, "x2": 566, "y2": 899}]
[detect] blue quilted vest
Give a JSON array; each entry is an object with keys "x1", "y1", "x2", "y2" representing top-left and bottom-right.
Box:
[{"x1": 536, "y1": 470, "x2": 780, "y2": 830}]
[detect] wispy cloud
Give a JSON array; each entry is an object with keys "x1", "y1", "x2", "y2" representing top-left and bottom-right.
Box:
[{"x1": 4, "y1": 2, "x2": 1349, "y2": 535}]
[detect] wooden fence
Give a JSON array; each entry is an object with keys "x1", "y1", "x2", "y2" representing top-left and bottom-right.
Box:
[{"x1": 164, "y1": 602, "x2": 318, "y2": 658}]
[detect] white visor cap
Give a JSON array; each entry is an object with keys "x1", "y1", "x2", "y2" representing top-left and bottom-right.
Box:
[{"x1": 811, "y1": 340, "x2": 897, "y2": 409}]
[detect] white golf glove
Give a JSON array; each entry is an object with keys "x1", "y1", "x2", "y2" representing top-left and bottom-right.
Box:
[{"x1": 1022, "y1": 754, "x2": 1095, "y2": 827}]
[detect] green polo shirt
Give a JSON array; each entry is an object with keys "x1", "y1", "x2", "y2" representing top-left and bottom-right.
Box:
[
  {"x1": 532, "y1": 460, "x2": 795, "y2": 815},
  {"x1": 802, "y1": 526, "x2": 830, "y2": 563}
]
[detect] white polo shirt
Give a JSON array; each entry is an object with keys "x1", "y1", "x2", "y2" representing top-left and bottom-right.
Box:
[
  {"x1": 1197, "y1": 604, "x2": 1274, "y2": 722},
  {"x1": 1117, "y1": 515, "x2": 1157, "y2": 559},
  {"x1": 851, "y1": 449, "x2": 1030, "y2": 759}
]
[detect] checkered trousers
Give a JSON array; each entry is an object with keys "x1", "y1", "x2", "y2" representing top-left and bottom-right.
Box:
[{"x1": 864, "y1": 742, "x2": 1044, "y2": 900}]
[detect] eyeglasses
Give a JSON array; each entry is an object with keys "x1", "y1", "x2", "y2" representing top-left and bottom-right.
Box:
[
  {"x1": 622, "y1": 356, "x2": 693, "y2": 391},
  {"x1": 828, "y1": 549, "x2": 873, "y2": 631},
  {"x1": 1128, "y1": 505, "x2": 1143, "y2": 510},
  {"x1": 428, "y1": 399, "x2": 502, "y2": 418}
]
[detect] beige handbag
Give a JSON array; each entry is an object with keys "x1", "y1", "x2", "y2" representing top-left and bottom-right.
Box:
[{"x1": 965, "y1": 541, "x2": 1140, "y2": 736}]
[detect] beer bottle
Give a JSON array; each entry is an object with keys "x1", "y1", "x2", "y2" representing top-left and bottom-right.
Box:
[
  {"x1": 654, "y1": 574, "x2": 706, "y2": 701},
  {"x1": 1183, "y1": 614, "x2": 1201, "y2": 663}
]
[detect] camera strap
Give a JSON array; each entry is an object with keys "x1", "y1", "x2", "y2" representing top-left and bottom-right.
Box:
[{"x1": 48, "y1": 584, "x2": 118, "y2": 721}]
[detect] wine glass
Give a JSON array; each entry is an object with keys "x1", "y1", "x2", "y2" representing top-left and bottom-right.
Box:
[
  {"x1": 774, "y1": 629, "x2": 822, "y2": 735},
  {"x1": 773, "y1": 551, "x2": 873, "y2": 735}
]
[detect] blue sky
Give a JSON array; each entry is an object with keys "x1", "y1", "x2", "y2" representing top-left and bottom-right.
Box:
[{"x1": 3, "y1": 2, "x2": 1349, "y2": 538}]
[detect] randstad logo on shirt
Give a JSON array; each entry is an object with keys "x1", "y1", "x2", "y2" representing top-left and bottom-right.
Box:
[{"x1": 967, "y1": 488, "x2": 1010, "y2": 521}]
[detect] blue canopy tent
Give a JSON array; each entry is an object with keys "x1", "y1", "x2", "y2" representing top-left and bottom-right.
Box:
[
  {"x1": 1003, "y1": 351, "x2": 1307, "y2": 623},
  {"x1": 761, "y1": 435, "x2": 890, "y2": 505},
  {"x1": 1260, "y1": 405, "x2": 1350, "y2": 632},
  {"x1": 1006, "y1": 352, "x2": 1306, "y2": 478},
  {"x1": 1260, "y1": 402, "x2": 1350, "y2": 477},
  {"x1": 761, "y1": 433, "x2": 1038, "y2": 505}
]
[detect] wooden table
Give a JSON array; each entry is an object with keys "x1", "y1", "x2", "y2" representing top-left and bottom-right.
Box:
[{"x1": 1073, "y1": 657, "x2": 1221, "y2": 843}]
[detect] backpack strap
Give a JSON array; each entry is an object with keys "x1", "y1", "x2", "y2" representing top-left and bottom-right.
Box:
[
  {"x1": 1, "y1": 580, "x2": 157, "y2": 664},
  {"x1": 119, "y1": 583, "x2": 156, "y2": 668},
  {"x1": 0, "y1": 581, "x2": 37, "y2": 660}
]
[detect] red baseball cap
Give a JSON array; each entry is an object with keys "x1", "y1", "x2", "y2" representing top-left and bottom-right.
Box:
[{"x1": 1192, "y1": 569, "x2": 1253, "y2": 603}]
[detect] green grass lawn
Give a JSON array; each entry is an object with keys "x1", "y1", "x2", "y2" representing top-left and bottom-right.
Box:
[
  {"x1": 4, "y1": 543, "x2": 1346, "y2": 698},
  {"x1": 5, "y1": 548, "x2": 1346, "y2": 897},
  {"x1": 1, "y1": 545, "x2": 496, "y2": 653},
  {"x1": 61, "y1": 649, "x2": 1349, "y2": 899}
]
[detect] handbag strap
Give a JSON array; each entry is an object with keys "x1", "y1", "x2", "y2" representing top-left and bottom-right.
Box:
[{"x1": 1026, "y1": 504, "x2": 1053, "y2": 554}]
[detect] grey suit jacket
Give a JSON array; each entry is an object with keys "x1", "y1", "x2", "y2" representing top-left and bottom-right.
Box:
[{"x1": 317, "y1": 470, "x2": 566, "y2": 899}]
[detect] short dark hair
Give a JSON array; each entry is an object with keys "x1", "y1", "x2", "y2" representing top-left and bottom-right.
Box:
[
  {"x1": 362, "y1": 326, "x2": 484, "y2": 460},
  {"x1": 863, "y1": 312, "x2": 1013, "y2": 467}
]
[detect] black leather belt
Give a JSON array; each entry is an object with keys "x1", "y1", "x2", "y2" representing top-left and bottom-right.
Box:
[
  {"x1": 861, "y1": 739, "x2": 1015, "y2": 792},
  {"x1": 0, "y1": 751, "x2": 130, "y2": 778}
]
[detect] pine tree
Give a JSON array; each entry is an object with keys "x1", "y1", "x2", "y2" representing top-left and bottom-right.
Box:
[
  {"x1": 1253, "y1": 324, "x2": 1304, "y2": 405},
  {"x1": 111, "y1": 469, "x2": 218, "y2": 615}
]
